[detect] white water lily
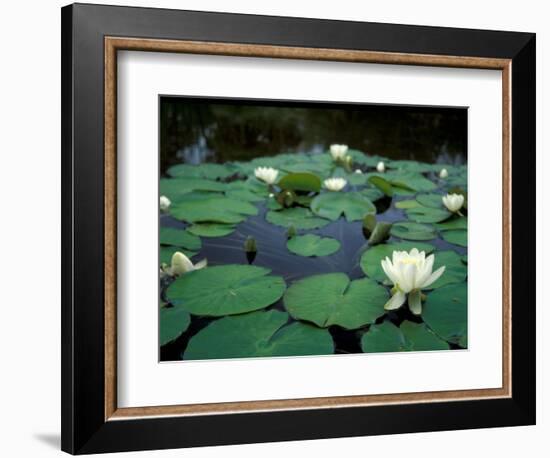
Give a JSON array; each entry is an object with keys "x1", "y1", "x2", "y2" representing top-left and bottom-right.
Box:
[
  {"x1": 376, "y1": 161, "x2": 386, "y2": 173},
  {"x1": 159, "y1": 195, "x2": 171, "y2": 212},
  {"x1": 329, "y1": 144, "x2": 348, "y2": 161},
  {"x1": 442, "y1": 193, "x2": 464, "y2": 213},
  {"x1": 381, "y1": 248, "x2": 446, "y2": 315},
  {"x1": 324, "y1": 177, "x2": 347, "y2": 192},
  {"x1": 354, "y1": 169, "x2": 363, "y2": 174},
  {"x1": 439, "y1": 168, "x2": 449, "y2": 179},
  {"x1": 166, "y1": 251, "x2": 207, "y2": 276},
  {"x1": 254, "y1": 166, "x2": 279, "y2": 185}
]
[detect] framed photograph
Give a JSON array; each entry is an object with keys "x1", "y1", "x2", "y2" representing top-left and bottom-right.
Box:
[{"x1": 61, "y1": 3, "x2": 536, "y2": 454}]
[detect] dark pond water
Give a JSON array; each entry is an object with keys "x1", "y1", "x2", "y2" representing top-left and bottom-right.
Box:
[
  {"x1": 159, "y1": 98, "x2": 468, "y2": 361},
  {"x1": 160, "y1": 97, "x2": 467, "y2": 173}
]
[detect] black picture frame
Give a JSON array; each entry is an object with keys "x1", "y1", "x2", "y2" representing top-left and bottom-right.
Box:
[{"x1": 61, "y1": 3, "x2": 536, "y2": 454}]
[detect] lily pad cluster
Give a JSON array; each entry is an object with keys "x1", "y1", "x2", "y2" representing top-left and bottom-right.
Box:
[{"x1": 159, "y1": 148, "x2": 468, "y2": 360}]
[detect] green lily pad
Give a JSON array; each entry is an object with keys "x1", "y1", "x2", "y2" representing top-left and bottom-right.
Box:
[
  {"x1": 183, "y1": 310, "x2": 333, "y2": 360},
  {"x1": 390, "y1": 171, "x2": 437, "y2": 193},
  {"x1": 167, "y1": 163, "x2": 235, "y2": 180},
  {"x1": 160, "y1": 177, "x2": 227, "y2": 201},
  {"x1": 311, "y1": 192, "x2": 376, "y2": 222},
  {"x1": 266, "y1": 208, "x2": 331, "y2": 230},
  {"x1": 441, "y1": 229, "x2": 468, "y2": 247},
  {"x1": 368, "y1": 176, "x2": 393, "y2": 196},
  {"x1": 406, "y1": 206, "x2": 451, "y2": 223},
  {"x1": 160, "y1": 246, "x2": 197, "y2": 265},
  {"x1": 284, "y1": 273, "x2": 388, "y2": 329},
  {"x1": 387, "y1": 160, "x2": 435, "y2": 173},
  {"x1": 436, "y1": 216, "x2": 468, "y2": 231},
  {"x1": 427, "y1": 250, "x2": 467, "y2": 289},
  {"x1": 160, "y1": 304, "x2": 191, "y2": 346},
  {"x1": 361, "y1": 321, "x2": 449, "y2": 353},
  {"x1": 360, "y1": 241, "x2": 435, "y2": 283},
  {"x1": 423, "y1": 283, "x2": 467, "y2": 346},
  {"x1": 187, "y1": 223, "x2": 236, "y2": 238},
  {"x1": 159, "y1": 227, "x2": 201, "y2": 250},
  {"x1": 170, "y1": 192, "x2": 258, "y2": 224},
  {"x1": 225, "y1": 189, "x2": 265, "y2": 202},
  {"x1": 395, "y1": 199, "x2": 421, "y2": 209},
  {"x1": 390, "y1": 222, "x2": 437, "y2": 241},
  {"x1": 360, "y1": 187, "x2": 385, "y2": 202},
  {"x1": 287, "y1": 234, "x2": 341, "y2": 257},
  {"x1": 278, "y1": 172, "x2": 321, "y2": 192},
  {"x1": 167, "y1": 265, "x2": 286, "y2": 316},
  {"x1": 416, "y1": 193, "x2": 444, "y2": 208}
]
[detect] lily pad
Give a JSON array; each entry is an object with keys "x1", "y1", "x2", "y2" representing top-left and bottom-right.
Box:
[
  {"x1": 160, "y1": 246, "x2": 197, "y2": 265},
  {"x1": 167, "y1": 163, "x2": 235, "y2": 180},
  {"x1": 266, "y1": 208, "x2": 331, "y2": 230},
  {"x1": 184, "y1": 310, "x2": 333, "y2": 360},
  {"x1": 225, "y1": 189, "x2": 265, "y2": 202},
  {"x1": 406, "y1": 206, "x2": 451, "y2": 223},
  {"x1": 423, "y1": 283, "x2": 467, "y2": 346},
  {"x1": 187, "y1": 223, "x2": 236, "y2": 238},
  {"x1": 278, "y1": 172, "x2": 321, "y2": 192},
  {"x1": 360, "y1": 241, "x2": 435, "y2": 283},
  {"x1": 416, "y1": 193, "x2": 445, "y2": 208},
  {"x1": 427, "y1": 250, "x2": 467, "y2": 289},
  {"x1": 441, "y1": 229, "x2": 468, "y2": 247},
  {"x1": 436, "y1": 216, "x2": 468, "y2": 231},
  {"x1": 284, "y1": 273, "x2": 388, "y2": 329},
  {"x1": 387, "y1": 160, "x2": 435, "y2": 173},
  {"x1": 390, "y1": 171, "x2": 437, "y2": 193},
  {"x1": 395, "y1": 199, "x2": 421, "y2": 209},
  {"x1": 360, "y1": 187, "x2": 385, "y2": 202},
  {"x1": 390, "y1": 222, "x2": 437, "y2": 241},
  {"x1": 287, "y1": 234, "x2": 341, "y2": 257},
  {"x1": 160, "y1": 227, "x2": 201, "y2": 250},
  {"x1": 360, "y1": 321, "x2": 449, "y2": 353},
  {"x1": 160, "y1": 177, "x2": 227, "y2": 201},
  {"x1": 160, "y1": 304, "x2": 191, "y2": 346},
  {"x1": 166, "y1": 265, "x2": 286, "y2": 316},
  {"x1": 170, "y1": 192, "x2": 258, "y2": 224},
  {"x1": 368, "y1": 175, "x2": 393, "y2": 196},
  {"x1": 311, "y1": 192, "x2": 376, "y2": 222}
]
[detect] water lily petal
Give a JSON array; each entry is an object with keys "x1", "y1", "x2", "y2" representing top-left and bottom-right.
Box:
[
  {"x1": 408, "y1": 289, "x2": 422, "y2": 315},
  {"x1": 384, "y1": 290, "x2": 406, "y2": 310},
  {"x1": 421, "y1": 265, "x2": 446, "y2": 288}
]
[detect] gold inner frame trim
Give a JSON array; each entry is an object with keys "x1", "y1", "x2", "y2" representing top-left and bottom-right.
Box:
[{"x1": 104, "y1": 36, "x2": 512, "y2": 421}]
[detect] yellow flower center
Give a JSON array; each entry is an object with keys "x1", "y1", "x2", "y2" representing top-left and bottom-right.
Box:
[{"x1": 399, "y1": 258, "x2": 420, "y2": 266}]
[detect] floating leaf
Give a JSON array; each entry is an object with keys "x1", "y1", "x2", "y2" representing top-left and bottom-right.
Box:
[
  {"x1": 284, "y1": 273, "x2": 388, "y2": 329},
  {"x1": 406, "y1": 206, "x2": 451, "y2": 223},
  {"x1": 368, "y1": 176, "x2": 394, "y2": 196},
  {"x1": 225, "y1": 189, "x2": 265, "y2": 202},
  {"x1": 278, "y1": 172, "x2": 321, "y2": 192},
  {"x1": 266, "y1": 208, "x2": 330, "y2": 230},
  {"x1": 361, "y1": 321, "x2": 448, "y2": 353},
  {"x1": 368, "y1": 222, "x2": 393, "y2": 245},
  {"x1": 160, "y1": 304, "x2": 191, "y2": 345},
  {"x1": 441, "y1": 229, "x2": 467, "y2": 247},
  {"x1": 184, "y1": 310, "x2": 333, "y2": 360},
  {"x1": 170, "y1": 192, "x2": 258, "y2": 224},
  {"x1": 167, "y1": 163, "x2": 235, "y2": 180},
  {"x1": 160, "y1": 227, "x2": 201, "y2": 250},
  {"x1": 361, "y1": 321, "x2": 408, "y2": 353},
  {"x1": 416, "y1": 193, "x2": 444, "y2": 208},
  {"x1": 287, "y1": 234, "x2": 340, "y2": 257},
  {"x1": 360, "y1": 187, "x2": 385, "y2": 202},
  {"x1": 423, "y1": 283, "x2": 467, "y2": 346},
  {"x1": 436, "y1": 216, "x2": 468, "y2": 231},
  {"x1": 395, "y1": 199, "x2": 421, "y2": 209},
  {"x1": 187, "y1": 223, "x2": 236, "y2": 238},
  {"x1": 311, "y1": 192, "x2": 376, "y2": 222},
  {"x1": 390, "y1": 222, "x2": 437, "y2": 241},
  {"x1": 427, "y1": 250, "x2": 467, "y2": 289},
  {"x1": 160, "y1": 246, "x2": 197, "y2": 265},
  {"x1": 387, "y1": 160, "x2": 435, "y2": 173},
  {"x1": 390, "y1": 171, "x2": 437, "y2": 193},
  {"x1": 166, "y1": 265, "x2": 286, "y2": 316},
  {"x1": 360, "y1": 241, "x2": 435, "y2": 282},
  {"x1": 160, "y1": 178, "x2": 226, "y2": 201}
]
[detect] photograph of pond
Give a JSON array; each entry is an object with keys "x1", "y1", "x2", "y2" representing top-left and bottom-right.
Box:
[{"x1": 159, "y1": 96, "x2": 468, "y2": 362}]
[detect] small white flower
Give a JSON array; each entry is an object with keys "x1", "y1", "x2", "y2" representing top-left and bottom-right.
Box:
[
  {"x1": 354, "y1": 169, "x2": 363, "y2": 174},
  {"x1": 442, "y1": 193, "x2": 464, "y2": 213},
  {"x1": 160, "y1": 195, "x2": 171, "y2": 212},
  {"x1": 254, "y1": 166, "x2": 279, "y2": 185},
  {"x1": 376, "y1": 161, "x2": 386, "y2": 173},
  {"x1": 329, "y1": 144, "x2": 349, "y2": 161},
  {"x1": 324, "y1": 177, "x2": 347, "y2": 192},
  {"x1": 166, "y1": 251, "x2": 207, "y2": 276},
  {"x1": 439, "y1": 168, "x2": 449, "y2": 179},
  {"x1": 381, "y1": 248, "x2": 446, "y2": 315},
  {"x1": 268, "y1": 193, "x2": 275, "y2": 198}
]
